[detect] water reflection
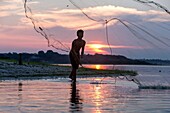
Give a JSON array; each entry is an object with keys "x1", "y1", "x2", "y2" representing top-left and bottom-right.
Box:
[
  {"x1": 70, "y1": 82, "x2": 83, "y2": 112},
  {"x1": 18, "y1": 82, "x2": 23, "y2": 92},
  {"x1": 93, "y1": 85, "x2": 103, "y2": 113},
  {"x1": 17, "y1": 82, "x2": 23, "y2": 113},
  {"x1": 84, "y1": 64, "x2": 113, "y2": 70},
  {"x1": 0, "y1": 79, "x2": 170, "y2": 113}
]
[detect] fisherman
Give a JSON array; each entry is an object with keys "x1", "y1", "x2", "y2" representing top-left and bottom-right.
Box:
[{"x1": 69, "y1": 30, "x2": 86, "y2": 82}]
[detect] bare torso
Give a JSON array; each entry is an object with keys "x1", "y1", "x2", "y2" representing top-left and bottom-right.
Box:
[{"x1": 71, "y1": 39, "x2": 86, "y2": 55}]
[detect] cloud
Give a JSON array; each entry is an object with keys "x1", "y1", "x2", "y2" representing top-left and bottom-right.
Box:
[
  {"x1": 0, "y1": 0, "x2": 24, "y2": 27},
  {"x1": 2, "y1": 1, "x2": 169, "y2": 30},
  {"x1": 1, "y1": 0, "x2": 170, "y2": 59},
  {"x1": 23, "y1": 4, "x2": 170, "y2": 31}
]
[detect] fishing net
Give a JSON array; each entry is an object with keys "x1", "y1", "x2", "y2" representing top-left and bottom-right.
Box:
[
  {"x1": 24, "y1": 0, "x2": 170, "y2": 56},
  {"x1": 24, "y1": 0, "x2": 170, "y2": 87}
]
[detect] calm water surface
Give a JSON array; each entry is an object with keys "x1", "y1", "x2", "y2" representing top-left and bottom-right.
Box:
[
  {"x1": 0, "y1": 78, "x2": 170, "y2": 113},
  {"x1": 1, "y1": 65, "x2": 170, "y2": 113}
]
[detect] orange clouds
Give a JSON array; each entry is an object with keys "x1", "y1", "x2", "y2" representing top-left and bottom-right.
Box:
[
  {"x1": 87, "y1": 44, "x2": 106, "y2": 53},
  {"x1": 86, "y1": 43, "x2": 142, "y2": 54}
]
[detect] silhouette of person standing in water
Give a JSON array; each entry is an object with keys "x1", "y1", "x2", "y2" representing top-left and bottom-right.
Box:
[{"x1": 69, "y1": 30, "x2": 86, "y2": 82}]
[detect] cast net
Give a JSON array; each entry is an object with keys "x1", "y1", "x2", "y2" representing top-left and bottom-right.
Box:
[
  {"x1": 24, "y1": 0, "x2": 170, "y2": 87},
  {"x1": 24, "y1": 0, "x2": 170, "y2": 55}
]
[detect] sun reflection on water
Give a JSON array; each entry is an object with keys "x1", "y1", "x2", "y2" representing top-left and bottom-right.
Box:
[
  {"x1": 93, "y1": 85, "x2": 102, "y2": 113},
  {"x1": 84, "y1": 64, "x2": 113, "y2": 70},
  {"x1": 86, "y1": 78, "x2": 130, "y2": 113}
]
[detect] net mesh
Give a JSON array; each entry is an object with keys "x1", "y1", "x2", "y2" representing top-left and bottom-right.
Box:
[
  {"x1": 24, "y1": 0, "x2": 170, "y2": 54},
  {"x1": 24, "y1": 0, "x2": 170, "y2": 88}
]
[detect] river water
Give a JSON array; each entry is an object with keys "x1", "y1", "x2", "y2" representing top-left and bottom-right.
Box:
[
  {"x1": 0, "y1": 65, "x2": 170, "y2": 113},
  {"x1": 85, "y1": 64, "x2": 170, "y2": 88}
]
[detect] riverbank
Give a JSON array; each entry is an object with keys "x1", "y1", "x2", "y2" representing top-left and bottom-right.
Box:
[{"x1": 0, "y1": 60, "x2": 137, "y2": 80}]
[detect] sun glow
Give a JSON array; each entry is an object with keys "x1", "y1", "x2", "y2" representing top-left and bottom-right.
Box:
[
  {"x1": 87, "y1": 44, "x2": 107, "y2": 53},
  {"x1": 95, "y1": 65, "x2": 101, "y2": 70},
  {"x1": 90, "y1": 44, "x2": 103, "y2": 49},
  {"x1": 87, "y1": 43, "x2": 142, "y2": 54}
]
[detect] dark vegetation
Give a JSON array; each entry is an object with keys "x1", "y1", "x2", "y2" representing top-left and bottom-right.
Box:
[{"x1": 0, "y1": 50, "x2": 169, "y2": 65}]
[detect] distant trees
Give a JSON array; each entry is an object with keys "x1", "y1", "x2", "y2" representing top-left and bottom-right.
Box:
[
  {"x1": 38, "y1": 50, "x2": 45, "y2": 56},
  {"x1": 0, "y1": 50, "x2": 154, "y2": 65},
  {"x1": 46, "y1": 50, "x2": 54, "y2": 55}
]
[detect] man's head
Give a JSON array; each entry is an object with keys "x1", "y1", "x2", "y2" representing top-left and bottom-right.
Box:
[{"x1": 77, "y1": 29, "x2": 84, "y2": 38}]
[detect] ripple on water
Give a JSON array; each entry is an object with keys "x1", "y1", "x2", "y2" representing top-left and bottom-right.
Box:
[{"x1": 0, "y1": 78, "x2": 170, "y2": 113}]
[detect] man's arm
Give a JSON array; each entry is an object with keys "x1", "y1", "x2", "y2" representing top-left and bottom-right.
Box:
[{"x1": 81, "y1": 41, "x2": 86, "y2": 58}]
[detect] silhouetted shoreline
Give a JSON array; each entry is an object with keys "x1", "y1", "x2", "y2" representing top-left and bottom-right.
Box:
[{"x1": 1, "y1": 50, "x2": 169, "y2": 65}]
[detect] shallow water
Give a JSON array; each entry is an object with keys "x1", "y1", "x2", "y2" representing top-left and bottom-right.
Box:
[
  {"x1": 0, "y1": 78, "x2": 170, "y2": 113},
  {"x1": 84, "y1": 64, "x2": 170, "y2": 88}
]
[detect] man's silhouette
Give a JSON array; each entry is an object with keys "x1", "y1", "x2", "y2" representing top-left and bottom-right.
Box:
[{"x1": 69, "y1": 30, "x2": 86, "y2": 82}]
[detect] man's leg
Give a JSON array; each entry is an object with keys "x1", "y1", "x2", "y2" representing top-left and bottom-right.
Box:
[
  {"x1": 71, "y1": 68, "x2": 76, "y2": 82},
  {"x1": 69, "y1": 68, "x2": 77, "y2": 82},
  {"x1": 69, "y1": 71, "x2": 73, "y2": 79},
  {"x1": 69, "y1": 68, "x2": 74, "y2": 79}
]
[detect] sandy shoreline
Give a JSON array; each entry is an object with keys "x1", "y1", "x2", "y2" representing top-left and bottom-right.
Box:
[{"x1": 0, "y1": 60, "x2": 137, "y2": 80}]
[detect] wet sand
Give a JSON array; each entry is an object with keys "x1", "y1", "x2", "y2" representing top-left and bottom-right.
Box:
[{"x1": 0, "y1": 60, "x2": 137, "y2": 80}]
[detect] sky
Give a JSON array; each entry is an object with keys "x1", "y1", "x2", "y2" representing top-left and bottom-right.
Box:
[{"x1": 0, "y1": 0, "x2": 170, "y2": 59}]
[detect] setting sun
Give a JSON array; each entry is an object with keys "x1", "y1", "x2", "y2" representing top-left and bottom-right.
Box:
[
  {"x1": 95, "y1": 65, "x2": 101, "y2": 70},
  {"x1": 90, "y1": 44, "x2": 103, "y2": 49},
  {"x1": 87, "y1": 44, "x2": 107, "y2": 53}
]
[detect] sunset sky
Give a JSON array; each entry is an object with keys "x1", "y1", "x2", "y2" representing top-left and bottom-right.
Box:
[{"x1": 0, "y1": 0, "x2": 170, "y2": 59}]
